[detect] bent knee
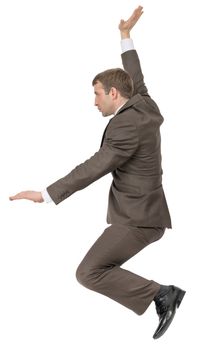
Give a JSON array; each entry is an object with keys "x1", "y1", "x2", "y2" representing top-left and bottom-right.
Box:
[{"x1": 76, "y1": 263, "x2": 97, "y2": 290}]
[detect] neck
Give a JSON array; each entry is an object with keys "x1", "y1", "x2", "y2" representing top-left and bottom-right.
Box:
[{"x1": 113, "y1": 98, "x2": 129, "y2": 115}]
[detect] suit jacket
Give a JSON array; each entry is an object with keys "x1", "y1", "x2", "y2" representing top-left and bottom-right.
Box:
[{"x1": 47, "y1": 50, "x2": 172, "y2": 228}]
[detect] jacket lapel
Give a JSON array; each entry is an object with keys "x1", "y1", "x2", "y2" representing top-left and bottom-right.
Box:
[{"x1": 100, "y1": 118, "x2": 113, "y2": 147}]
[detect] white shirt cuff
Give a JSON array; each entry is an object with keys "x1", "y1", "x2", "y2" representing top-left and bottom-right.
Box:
[
  {"x1": 121, "y1": 38, "x2": 134, "y2": 53},
  {"x1": 41, "y1": 189, "x2": 53, "y2": 203}
]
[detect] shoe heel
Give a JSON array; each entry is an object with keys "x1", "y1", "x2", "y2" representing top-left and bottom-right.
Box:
[{"x1": 176, "y1": 289, "x2": 186, "y2": 308}]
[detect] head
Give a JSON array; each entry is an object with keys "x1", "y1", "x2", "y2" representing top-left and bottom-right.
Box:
[{"x1": 92, "y1": 68, "x2": 133, "y2": 117}]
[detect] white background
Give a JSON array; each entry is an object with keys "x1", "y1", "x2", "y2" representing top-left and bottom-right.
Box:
[{"x1": 0, "y1": 0, "x2": 207, "y2": 349}]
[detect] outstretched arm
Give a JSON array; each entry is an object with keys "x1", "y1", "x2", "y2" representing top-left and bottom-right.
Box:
[{"x1": 119, "y1": 5, "x2": 149, "y2": 97}]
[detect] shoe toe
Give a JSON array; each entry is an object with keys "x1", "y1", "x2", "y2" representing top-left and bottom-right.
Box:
[{"x1": 153, "y1": 310, "x2": 175, "y2": 339}]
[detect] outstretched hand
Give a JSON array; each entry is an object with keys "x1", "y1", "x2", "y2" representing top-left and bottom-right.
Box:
[
  {"x1": 9, "y1": 191, "x2": 44, "y2": 203},
  {"x1": 119, "y1": 5, "x2": 143, "y2": 38}
]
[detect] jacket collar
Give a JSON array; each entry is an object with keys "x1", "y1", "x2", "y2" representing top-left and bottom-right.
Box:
[{"x1": 115, "y1": 94, "x2": 143, "y2": 116}]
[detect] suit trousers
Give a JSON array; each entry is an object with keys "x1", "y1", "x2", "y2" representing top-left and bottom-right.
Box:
[{"x1": 76, "y1": 224, "x2": 165, "y2": 315}]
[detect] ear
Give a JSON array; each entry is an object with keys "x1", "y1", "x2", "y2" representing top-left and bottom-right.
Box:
[{"x1": 109, "y1": 87, "x2": 118, "y2": 100}]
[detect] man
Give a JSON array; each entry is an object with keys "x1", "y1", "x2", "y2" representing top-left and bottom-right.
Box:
[{"x1": 10, "y1": 6, "x2": 185, "y2": 339}]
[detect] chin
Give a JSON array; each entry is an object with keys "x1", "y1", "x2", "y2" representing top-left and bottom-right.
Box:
[{"x1": 102, "y1": 111, "x2": 112, "y2": 117}]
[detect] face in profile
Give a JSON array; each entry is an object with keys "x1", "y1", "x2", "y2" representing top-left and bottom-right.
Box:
[{"x1": 94, "y1": 81, "x2": 114, "y2": 117}]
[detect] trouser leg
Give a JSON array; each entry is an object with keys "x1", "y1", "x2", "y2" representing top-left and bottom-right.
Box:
[{"x1": 76, "y1": 224, "x2": 165, "y2": 315}]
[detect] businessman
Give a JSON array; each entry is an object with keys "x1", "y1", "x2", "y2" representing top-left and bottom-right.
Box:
[{"x1": 10, "y1": 6, "x2": 185, "y2": 339}]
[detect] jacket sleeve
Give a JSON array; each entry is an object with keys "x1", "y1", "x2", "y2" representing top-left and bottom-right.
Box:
[
  {"x1": 47, "y1": 117, "x2": 139, "y2": 204},
  {"x1": 122, "y1": 50, "x2": 162, "y2": 114},
  {"x1": 121, "y1": 49, "x2": 149, "y2": 97}
]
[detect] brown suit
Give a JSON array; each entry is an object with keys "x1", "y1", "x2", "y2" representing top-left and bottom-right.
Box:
[
  {"x1": 47, "y1": 50, "x2": 171, "y2": 229},
  {"x1": 47, "y1": 50, "x2": 172, "y2": 315}
]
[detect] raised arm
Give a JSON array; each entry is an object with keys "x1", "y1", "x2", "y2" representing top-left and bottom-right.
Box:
[{"x1": 119, "y1": 6, "x2": 149, "y2": 97}]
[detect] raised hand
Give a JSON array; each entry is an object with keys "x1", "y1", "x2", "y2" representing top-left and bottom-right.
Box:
[
  {"x1": 119, "y1": 5, "x2": 143, "y2": 39},
  {"x1": 9, "y1": 191, "x2": 44, "y2": 203}
]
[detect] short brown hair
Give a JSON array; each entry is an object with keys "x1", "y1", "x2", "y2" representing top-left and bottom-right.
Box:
[{"x1": 92, "y1": 68, "x2": 133, "y2": 99}]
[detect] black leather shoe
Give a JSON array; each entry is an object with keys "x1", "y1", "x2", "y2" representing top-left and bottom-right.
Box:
[{"x1": 153, "y1": 285, "x2": 186, "y2": 339}]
